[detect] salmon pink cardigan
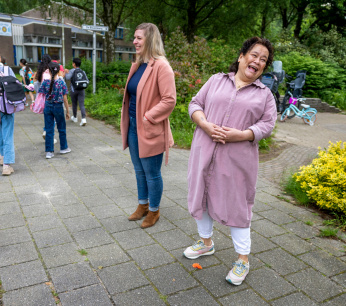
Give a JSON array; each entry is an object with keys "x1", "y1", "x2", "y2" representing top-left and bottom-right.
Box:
[{"x1": 121, "y1": 58, "x2": 176, "y2": 164}]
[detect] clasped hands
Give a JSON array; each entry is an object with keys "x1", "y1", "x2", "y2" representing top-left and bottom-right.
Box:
[{"x1": 201, "y1": 122, "x2": 244, "y2": 144}]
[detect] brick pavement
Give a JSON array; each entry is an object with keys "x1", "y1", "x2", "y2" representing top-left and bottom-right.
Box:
[{"x1": 0, "y1": 110, "x2": 345, "y2": 305}]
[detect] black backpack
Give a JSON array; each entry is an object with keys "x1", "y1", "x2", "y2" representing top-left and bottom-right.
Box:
[
  {"x1": 71, "y1": 68, "x2": 89, "y2": 90},
  {"x1": 0, "y1": 67, "x2": 26, "y2": 114}
]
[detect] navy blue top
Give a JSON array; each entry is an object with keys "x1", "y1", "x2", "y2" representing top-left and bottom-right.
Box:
[{"x1": 127, "y1": 63, "x2": 147, "y2": 118}]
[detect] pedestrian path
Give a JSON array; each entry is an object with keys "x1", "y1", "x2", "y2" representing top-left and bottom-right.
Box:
[{"x1": 0, "y1": 110, "x2": 345, "y2": 305}]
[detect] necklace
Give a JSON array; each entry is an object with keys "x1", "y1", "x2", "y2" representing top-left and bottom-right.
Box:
[{"x1": 235, "y1": 77, "x2": 251, "y2": 89}]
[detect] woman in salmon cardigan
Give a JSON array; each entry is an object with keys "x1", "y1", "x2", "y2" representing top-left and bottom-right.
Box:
[{"x1": 121, "y1": 23, "x2": 176, "y2": 228}]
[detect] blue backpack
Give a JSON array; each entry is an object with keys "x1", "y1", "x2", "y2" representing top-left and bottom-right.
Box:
[{"x1": 0, "y1": 66, "x2": 26, "y2": 114}]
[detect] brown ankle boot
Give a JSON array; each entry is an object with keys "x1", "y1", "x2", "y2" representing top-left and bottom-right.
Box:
[
  {"x1": 141, "y1": 210, "x2": 160, "y2": 228},
  {"x1": 128, "y1": 204, "x2": 149, "y2": 221}
]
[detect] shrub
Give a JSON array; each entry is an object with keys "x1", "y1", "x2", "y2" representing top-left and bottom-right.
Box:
[{"x1": 293, "y1": 141, "x2": 346, "y2": 214}]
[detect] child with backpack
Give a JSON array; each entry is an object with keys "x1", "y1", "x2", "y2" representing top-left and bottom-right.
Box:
[
  {"x1": 38, "y1": 62, "x2": 71, "y2": 159},
  {"x1": 0, "y1": 65, "x2": 19, "y2": 175},
  {"x1": 19, "y1": 59, "x2": 35, "y2": 105},
  {"x1": 65, "y1": 58, "x2": 89, "y2": 126}
]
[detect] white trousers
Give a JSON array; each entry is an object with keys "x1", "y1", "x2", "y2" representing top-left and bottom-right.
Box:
[{"x1": 196, "y1": 210, "x2": 251, "y2": 255}]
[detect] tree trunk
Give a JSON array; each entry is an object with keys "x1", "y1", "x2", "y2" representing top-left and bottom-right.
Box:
[
  {"x1": 105, "y1": 29, "x2": 116, "y2": 64},
  {"x1": 261, "y1": 14, "x2": 267, "y2": 37},
  {"x1": 280, "y1": 8, "x2": 289, "y2": 28},
  {"x1": 186, "y1": 0, "x2": 197, "y2": 43}
]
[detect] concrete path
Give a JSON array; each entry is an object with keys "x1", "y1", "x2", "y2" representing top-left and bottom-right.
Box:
[{"x1": 0, "y1": 110, "x2": 345, "y2": 305}]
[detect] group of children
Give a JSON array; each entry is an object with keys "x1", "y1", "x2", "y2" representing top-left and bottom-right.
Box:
[{"x1": 20, "y1": 55, "x2": 88, "y2": 159}]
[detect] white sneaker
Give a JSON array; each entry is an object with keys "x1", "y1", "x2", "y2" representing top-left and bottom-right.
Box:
[
  {"x1": 183, "y1": 239, "x2": 215, "y2": 259},
  {"x1": 60, "y1": 148, "x2": 71, "y2": 154},
  {"x1": 71, "y1": 116, "x2": 77, "y2": 123},
  {"x1": 226, "y1": 259, "x2": 250, "y2": 286},
  {"x1": 46, "y1": 152, "x2": 54, "y2": 159},
  {"x1": 54, "y1": 139, "x2": 57, "y2": 144},
  {"x1": 42, "y1": 131, "x2": 46, "y2": 140},
  {"x1": 80, "y1": 118, "x2": 87, "y2": 126}
]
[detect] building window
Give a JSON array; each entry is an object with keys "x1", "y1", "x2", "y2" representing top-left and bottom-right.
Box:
[
  {"x1": 116, "y1": 53, "x2": 122, "y2": 61},
  {"x1": 115, "y1": 28, "x2": 123, "y2": 39}
]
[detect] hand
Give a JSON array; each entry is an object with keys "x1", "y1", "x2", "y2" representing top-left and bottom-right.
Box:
[
  {"x1": 200, "y1": 121, "x2": 227, "y2": 143},
  {"x1": 66, "y1": 113, "x2": 70, "y2": 120},
  {"x1": 64, "y1": 69, "x2": 69, "y2": 73}
]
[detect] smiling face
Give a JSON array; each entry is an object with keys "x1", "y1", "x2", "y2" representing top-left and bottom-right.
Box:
[
  {"x1": 237, "y1": 44, "x2": 269, "y2": 82},
  {"x1": 133, "y1": 29, "x2": 146, "y2": 56}
]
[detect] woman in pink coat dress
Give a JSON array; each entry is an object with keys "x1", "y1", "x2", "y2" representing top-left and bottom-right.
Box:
[
  {"x1": 121, "y1": 23, "x2": 176, "y2": 229},
  {"x1": 183, "y1": 37, "x2": 277, "y2": 286}
]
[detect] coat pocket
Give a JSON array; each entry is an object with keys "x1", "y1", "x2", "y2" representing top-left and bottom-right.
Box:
[{"x1": 143, "y1": 118, "x2": 163, "y2": 139}]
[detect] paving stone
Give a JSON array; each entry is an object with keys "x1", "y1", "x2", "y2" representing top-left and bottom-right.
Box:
[
  {"x1": 258, "y1": 209, "x2": 296, "y2": 225},
  {"x1": 193, "y1": 264, "x2": 245, "y2": 297},
  {"x1": 219, "y1": 289, "x2": 269, "y2": 305},
  {"x1": 17, "y1": 193, "x2": 50, "y2": 206},
  {"x1": 48, "y1": 193, "x2": 80, "y2": 206},
  {"x1": 168, "y1": 287, "x2": 219, "y2": 306},
  {"x1": 59, "y1": 284, "x2": 113, "y2": 306},
  {"x1": 145, "y1": 262, "x2": 198, "y2": 295},
  {"x1": 171, "y1": 247, "x2": 221, "y2": 271},
  {"x1": 98, "y1": 262, "x2": 149, "y2": 294},
  {"x1": 322, "y1": 294, "x2": 346, "y2": 305},
  {"x1": 63, "y1": 214, "x2": 101, "y2": 232},
  {"x1": 113, "y1": 228, "x2": 155, "y2": 250},
  {"x1": 73, "y1": 227, "x2": 114, "y2": 249},
  {"x1": 0, "y1": 201, "x2": 21, "y2": 215},
  {"x1": 311, "y1": 237, "x2": 346, "y2": 257},
  {"x1": 283, "y1": 221, "x2": 320, "y2": 239},
  {"x1": 256, "y1": 248, "x2": 307, "y2": 275},
  {"x1": 112, "y1": 285, "x2": 165, "y2": 306},
  {"x1": 14, "y1": 184, "x2": 44, "y2": 196},
  {"x1": 160, "y1": 206, "x2": 190, "y2": 221},
  {"x1": 33, "y1": 227, "x2": 73, "y2": 248},
  {"x1": 255, "y1": 192, "x2": 279, "y2": 204},
  {"x1": 298, "y1": 250, "x2": 346, "y2": 276},
  {"x1": 251, "y1": 212, "x2": 264, "y2": 222},
  {"x1": 270, "y1": 233, "x2": 315, "y2": 255},
  {"x1": 246, "y1": 267, "x2": 295, "y2": 300},
  {"x1": 0, "y1": 260, "x2": 48, "y2": 291},
  {"x1": 55, "y1": 203, "x2": 90, "y2": 218},
  {"x1": 0, "y1": 226, "x2": 31, "y2": 247},
  {"x1": 80, "y1": 193, "x2": 113, "y2": 208},
  {"x1": 0, "y1": 192, "x2": 17, "y2": 203},
  {"x1": 331, "y1": 272, "x2": 346, "y2": 287},
  {"x1": 3, "y1": 283, "x2": 56, "y2": 306},
  {"x1": 271, "y1": 292, "x2": 317, "y2": 306},
  {"x1": 40, "y1": 243, "x2": 83, "y2": 268},
  {"x1": 49, "y1": 262, "x2": 99, "y2": 293},
  {"x1": 89, "y1": 204, "x2": 124, "y2": 219},
  {"x1": 27, "y1": 214, "x2": 63, "y2": 232},
  {"x1": 153, "y1": 228, "x2": 194, "y2": 251},
  {"x1": 101, "y1": 215, "x2": 139, "y2": 233},
  {"x1": 251, "y1": 219, "x2": 287, "y2": 237},
  {"x1": 250, "y1": 232, "x2": 276, "y2": 254},
  {"x1": 252, "y1": 200, "x2": 273, "y2": 212},
  {"x1": 102, "y1": 187, "x2": 134, "y2": 199},
  {"x1": 163, "y1": 188, "x2": 187, "y2": 200},
  {"x1": 128, "y1": 244, "x2": 174, "y2": 269},
  {"x1": 286, "y1": 268, "x2": 343, "y2": 302},
  {"x1": 22, "y1": 203, "x2": 55, "y2": 218},
  {"x1": 0, "y1": 213, "x2": 25, "y2": 229},
  {"x1": 87, "y1": 243, "x2": 130, "y2": 268},
  {"x1": 0, "y1": 242, "x2": 38, "y2": 267},
  {"x1": 114, "y1": 195, "x2": 138, "y2": 208}
]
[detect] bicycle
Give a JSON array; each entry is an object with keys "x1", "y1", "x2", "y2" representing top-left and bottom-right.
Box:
[{"x1": 279, "y1": 95, "x2": 317, "y2": 126}]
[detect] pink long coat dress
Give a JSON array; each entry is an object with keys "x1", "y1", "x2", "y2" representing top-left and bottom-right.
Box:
[{"x1": 187, "y1": 72, "x2": 277, "y2": 228}]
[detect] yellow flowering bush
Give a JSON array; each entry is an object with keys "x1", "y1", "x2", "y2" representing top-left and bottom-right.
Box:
[{"x1": 294, "y1": 141, "x2": 346, "y2": 214}]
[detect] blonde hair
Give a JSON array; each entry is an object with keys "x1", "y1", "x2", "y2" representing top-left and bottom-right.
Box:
[{"x1": 135, "y1": 23, "x2": 166, "y2": 63}]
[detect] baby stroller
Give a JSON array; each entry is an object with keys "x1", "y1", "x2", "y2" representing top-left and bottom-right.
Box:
[
  {"x1": 281, "y1": 70, "x2": 307, "y2": 118},
  {"x1": 261, "y1": 61, "x2": 285, "y2": 112}
]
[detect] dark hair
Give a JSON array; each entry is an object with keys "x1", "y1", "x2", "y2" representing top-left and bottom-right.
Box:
[
  {"x1": 20, "y1": 58, "x2": 29, "y2": 79},
  {"x1": 229, "y1": 37, "x2": 274, "y2": 74},
  {"x1": 51, "y1": 54, "x2": 60, "y2": 61},
  {"x1": 36, "y1": 54, "x2": 51, "y2": 82},
  {"x1": 1, "y1": 57, "x2": 6, "y2": 65},
  {"x1": 73, "y1": 58, "x2": 81, "y2": 67},
  {"x1": 48, "y1": 62, "x2": 60, "y2": 95}
]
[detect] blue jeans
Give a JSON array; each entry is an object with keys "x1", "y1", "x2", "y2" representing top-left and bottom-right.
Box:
[
  {"x1": 0, "y1": 112, "x2": 15, "y2": 164},
  {"x1": 44, "y1": 102, "x2": 68, "y2": 152},
  {"x1": 128, "y1": 117, "x2": 163, "y2": 212}
]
